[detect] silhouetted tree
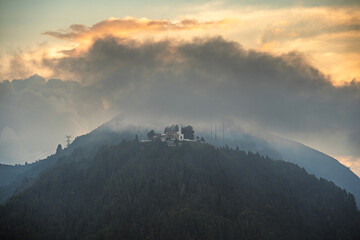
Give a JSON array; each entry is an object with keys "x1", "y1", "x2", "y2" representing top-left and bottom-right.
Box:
[
  {"x1": 56, "y1": 144, "x2": 63, "y2": 154},
  {"x1": 182, "y1": 125, "x2": 194, "y2": 140},
  {"x1": 147, "y1": 130, "x2": 155, "y2": 140},
  {"x1": 164, "y1": 124, "x2": 179, "y2": 133}
]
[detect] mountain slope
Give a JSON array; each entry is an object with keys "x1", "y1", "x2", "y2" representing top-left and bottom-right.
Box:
[
  {"x1": 1, "y1": 140, "x2": 359, "y2": 240},
  {"x1": 1, "y1": 116, "x2": 359, "y2": 211},
  {"x1": 214, "y1": 132, "x2": 360, "y2": 210},
  {"x1": 0, "y1": 121, "x2": 140, "y2": 203},
  {"x1": 0, "y1": 153, "x2": 62, "y2": 203},
  {"x1": 268, "y1": 136, "x2": 360, "y2": 210}
]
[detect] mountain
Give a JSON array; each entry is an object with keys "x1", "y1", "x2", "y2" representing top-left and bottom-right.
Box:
[
  {"x1": 0, "y1": 154, "x2": 60, "y2": 203},
  {"x1": 215, "y1": 133, "x2": 360, "y2": 210},
  {"x1": 0, "y1": 164, "x2": 30, "y2": 203},
  {"x1": 1, "y1": 140, "x2": 359, "y2": 239},
  {"x1": 0, "y1": 118, "x2": 141, "y2": 203},
  {"x1": 1, "y1": 116, "x2": 359, "y2": 211},
  {"x1": 267, "y1": 136, "x2": 360, "y2": 211}
]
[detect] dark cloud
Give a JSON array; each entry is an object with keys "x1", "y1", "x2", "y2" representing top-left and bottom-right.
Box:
[
  {"x1": 2, "y1": 36, "x2": 359, "y2": 164},
  {"x1": 41, "y1": 37, "x2": 360, "y2": 156},
  {"x1": 0, "y1": 74, "x2": 114, "y2": 164},
  {"x1": 7, "y1": 53, "x2": 34, "y2": 80}
]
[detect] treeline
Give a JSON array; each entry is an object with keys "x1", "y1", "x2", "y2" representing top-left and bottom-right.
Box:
[{"x1": 1, "y1": 140, "x2": 359, "y2": 239}]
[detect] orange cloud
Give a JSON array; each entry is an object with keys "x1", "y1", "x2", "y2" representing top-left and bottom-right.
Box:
[
  {"x1": 249, "y1": 7, "x2": 360, "y2": 85},
  {"x1": 179, "y1": 4, "x2": 360, "y2": 85},
  {"x1": 3, "y1": 6, "x2": 359, "y2": 86},
  {"x1": 0, "y1": 42, "x2": 76, "y2": 81},
  {"x1": 43, "y1": 17, "x2": 235, "y2": 55}
]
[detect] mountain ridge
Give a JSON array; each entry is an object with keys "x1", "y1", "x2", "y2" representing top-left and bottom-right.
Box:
[
  {"x1": 1, "y1": 117, "x2": 359, "y2": 210},
  {"x1": 1, "y1": 140, "x2": 359, "y2": 239}
]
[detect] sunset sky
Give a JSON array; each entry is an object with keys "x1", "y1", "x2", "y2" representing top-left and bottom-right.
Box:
[
  {"x1": 0, "y1": 0, "x2": 360, "y2": 176},
  {"x1": 1, "y1": 0, "x2": 359, "y2": 84}
]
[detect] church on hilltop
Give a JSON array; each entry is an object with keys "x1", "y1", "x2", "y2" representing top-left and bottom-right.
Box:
[
  {"x1": 143, "y1": 124, "x2": 196, "y2": 146},
  {"x1": 161, "y1": 125, "x2": 185, "y2": 141}
]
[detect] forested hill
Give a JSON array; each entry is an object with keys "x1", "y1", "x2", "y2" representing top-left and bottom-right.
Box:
[{"x1": 1, "y1": 140, "x2": 359, "y2": 240}]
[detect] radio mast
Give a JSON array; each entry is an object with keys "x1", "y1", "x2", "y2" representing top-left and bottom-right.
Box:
[
  {"x1": 222, "y1": 120, "x2": 224, "y2": 146},
  {"x1": 215, "y1": 124, "x2": 217, "y2": 141},
  {"x1": 65, "y1": 135, "x2": 72, "y2": 148}
]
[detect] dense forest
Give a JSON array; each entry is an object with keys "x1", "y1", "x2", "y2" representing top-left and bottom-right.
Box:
[{"x1": 1, "y1": 140, "x2": 359, "y2": 239}]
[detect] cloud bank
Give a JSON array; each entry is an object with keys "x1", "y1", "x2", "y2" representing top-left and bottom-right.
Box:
[
  {"x1": 44, "y1": 37, "x2": 360, "y2": 130},
  {"x1": 187, "y1": 5, "x2": 360, "y2": 85},
  {"x1": 1, "y1": 36, "x2": 359, "y2": 176},
  {"x1": 2, "y1": 7, "x2": 359, "y2": 86},
  {"x1": 0, "y1": 74, "x2": 114, "y2": 163},
  {"x1": 43, "y1": 36, "x2": 360, "y2": 160}
]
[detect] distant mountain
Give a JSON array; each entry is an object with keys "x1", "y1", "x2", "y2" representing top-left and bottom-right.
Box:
[
  {"x1": 1, "y1": 140, "x2": 359, "y2": 239},
  {"x1": 214, "y1": 133, "x2": 360, "y2": 210},
  {"x1": 1, "y1": 116, "x2": 359, "y2": 211},
  {"x1": 267, "y1": 136, "x2": 360, "y2": 211},
  {"x1": 0, "y1": 152, "x2": 63, "y2": 203},
  {"x1": 0, "y1": 164, "x2": 30, "y2": 203}
]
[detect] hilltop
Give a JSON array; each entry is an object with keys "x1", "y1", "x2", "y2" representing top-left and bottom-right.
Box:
[
  {"x1": 1, "y1": 140, "x2": 359, "y2": 239},
  {"x1": 1, "y1": 119, "x2": 360, "y2": 212}
]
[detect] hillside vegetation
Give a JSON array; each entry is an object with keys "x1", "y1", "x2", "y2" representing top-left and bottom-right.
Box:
[{"x1": 1, "y1": 140, "x2": 359, "y2": 239}]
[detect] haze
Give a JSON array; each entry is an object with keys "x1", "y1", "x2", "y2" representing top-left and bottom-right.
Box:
[{"x1": 0, "y1": 0, "x2": 359, "y2": 177}]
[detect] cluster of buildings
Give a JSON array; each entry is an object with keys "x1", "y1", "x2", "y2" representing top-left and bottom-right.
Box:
[{"x1": 142, "y1": 125, "x2": 195, "y2": 146}]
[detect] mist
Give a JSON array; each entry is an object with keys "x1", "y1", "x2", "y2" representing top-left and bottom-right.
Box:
[{"x1": 1, "y1": 36, "x2": 359, "y2": 170}]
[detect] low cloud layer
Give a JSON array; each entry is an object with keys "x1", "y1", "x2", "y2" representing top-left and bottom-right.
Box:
[
  {"x1": 0, "y1": 74, "x2": 114, "y2": 163},
  {"x1": 43, "y1": 36, "x2": 360, "y2": 159},
  {"x1": 1, "y1": 36, "x2": 360, "y2": 176}
]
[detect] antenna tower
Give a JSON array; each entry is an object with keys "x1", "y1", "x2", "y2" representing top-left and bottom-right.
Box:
[
  {"x1": 65, "y1": 135, "x2": 72, "y2": 148},
  {"x1": 222, "y1": 120, "x2": 224, "y2": 146},
  {"x1": 215, "y1": 124, "x2": 217, "y2": 141}
]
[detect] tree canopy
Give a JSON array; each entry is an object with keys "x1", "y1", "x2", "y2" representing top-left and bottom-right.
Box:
[
  {"x1": 1, "y1": 141, "x2": 359, "y2": 240},
  {"x1": 147, "y1": 130, "x2": 155, "y2": 140},
  {"x1": 56, "y1": 144, "x2": 63, "y2": 154},
  {"x1": 182, "y1": 125, "x2": 194, "y2": 140},
  {"x1": 164, "y1": 124, "x2": 179, "y2": 133}
]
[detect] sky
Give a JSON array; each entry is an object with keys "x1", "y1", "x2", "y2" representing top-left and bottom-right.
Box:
[{"x1": 0, "y1": 0, "x2": 359, "y2": 175}]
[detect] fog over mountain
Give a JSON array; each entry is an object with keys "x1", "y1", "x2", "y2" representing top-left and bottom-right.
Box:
[{"x1": 1, "y1": 37, "x2": 360, "y2": 175}]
